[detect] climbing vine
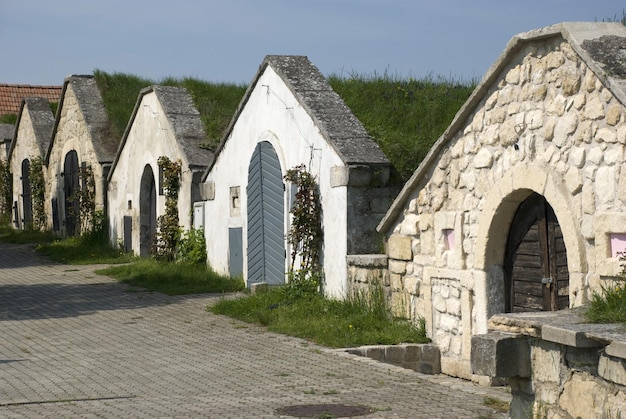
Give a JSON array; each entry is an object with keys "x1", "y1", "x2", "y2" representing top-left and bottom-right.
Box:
[
  {"x1": 0, "y1": 159, "x2": 12, "y2": 225},
  {"x1": 153, "y1": 156, "x2": 182, "y2": 261},
  {"x1": 30, "y1": 157, "x2": 46, "y2": 231},
  {"x1": 284, "y1": 164, "x2": 323, "y2": 296},
  {"x1": 68, "y1": 164, "x2": 97, "y2": 235}
]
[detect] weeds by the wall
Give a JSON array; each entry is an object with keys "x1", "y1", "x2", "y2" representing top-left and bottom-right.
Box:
[
  {"x1": 586, "y1": 253, "x2": 626, "y2": 324},
  {"x1": 284, "y1": 165, "x2": 323, "y2": 297},
  {"x1": 30, "y1": 157, "x2": 46, "y2": 231},
  {"x1": 153, "y1": 156, "x2": 181, "y2": 261},
  {"x1": 0, "y1": 159, "x2": 12, "y2": 224}
]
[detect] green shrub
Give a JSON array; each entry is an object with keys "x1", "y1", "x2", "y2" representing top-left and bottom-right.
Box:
[
  {"x1": 586, "y1": 254, "x2": 626, "y2": 323},
  {"x1": 176, "y1": 228, "x2": 207, "y2": 265}
]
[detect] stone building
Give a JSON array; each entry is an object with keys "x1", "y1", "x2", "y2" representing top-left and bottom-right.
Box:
[
  {"x1": 8, "y1": 97, "x2": 55, "y2": 229},
  {"x1": 107, "y1": 86, "x2": 211, "y2": 256},
  {"x1": 45, "y1": 75, "x2": 118, "y2": 236},
  {"x1": 201, "y1": 55, "x2": 393, "y2": 297},
  {"x1": 375, "y1": 22, "x2": 626, "y2": 379}
]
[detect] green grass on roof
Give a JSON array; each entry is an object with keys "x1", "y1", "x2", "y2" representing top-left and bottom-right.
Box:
[
  {"x1": 93, "y1": 70, "x2": 246, "y2": 151},
  {"x1": 329, "y1": 73, "x2": 476, "y2": 182},
  {"x1": 93, "y1": 69, "x2": 474, "y2": 183}
]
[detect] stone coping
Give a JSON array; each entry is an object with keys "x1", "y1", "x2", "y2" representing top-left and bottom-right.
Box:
[{"x1": 488, "y1": 309, "x2": 626, "y2": 359}]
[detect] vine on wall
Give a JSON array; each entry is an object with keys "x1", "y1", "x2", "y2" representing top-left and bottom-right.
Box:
[
  {"x1": 30, "y1": 157, "x2": 46, "y2": 231},
  {"x1": 68, "y1": 164, "x2": 97, "y2": 235},
  {"x1": 284, "y1": 164, "x2": 323, "y2": 295},
  {"x1": 0, "y1": 159, "x2": 12, "y2": 224},
  {"x1": 154, "y1": 156, "x2": 182, "y2": 261}
]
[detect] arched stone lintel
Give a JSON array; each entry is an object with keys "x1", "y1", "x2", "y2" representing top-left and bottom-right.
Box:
[{"x1": 473, "y1": 163, "x2": 588, "y2": 317}]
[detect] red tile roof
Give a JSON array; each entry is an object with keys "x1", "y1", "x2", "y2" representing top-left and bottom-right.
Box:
[{"x1": 0, "y1": 84, "x2": 63, "y2": 116}]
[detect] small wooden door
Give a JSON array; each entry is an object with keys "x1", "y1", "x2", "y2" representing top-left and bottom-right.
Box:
[
  {"x1": 63, "y1": 151, "x2": 80, "y2": 236},
  {"x1": 504, "y1": 193, "x2": 569, "y2": 312},
  {"x1": 21, "y1": 159, "x2": 32, "y2": 229}
]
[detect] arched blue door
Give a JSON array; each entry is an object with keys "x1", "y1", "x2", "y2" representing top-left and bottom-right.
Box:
[{"x1": 247, "y1": 141, "x2": 285, "y2": 286}]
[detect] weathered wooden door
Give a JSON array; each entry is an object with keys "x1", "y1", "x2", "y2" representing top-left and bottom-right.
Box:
[
  {"x1": 140, "y1": 165, "x2": 157, "y2": 257},
  {"x1": 246, "y1": 141, "x2": 285, "y2": 287},
  {"x1": 63, "y1": 151, "x2": 80, "y2": 236},
  {"x1": 504, "y1": 193, "x2": 569, "y2": 312},
  {"x1": 21, "y1": 159, "x2": 32, "y2": 229}
]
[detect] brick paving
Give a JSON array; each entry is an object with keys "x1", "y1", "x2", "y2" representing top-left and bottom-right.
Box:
[{"x1": 0, "y1": 243, "x2": 510, "y2": 418}]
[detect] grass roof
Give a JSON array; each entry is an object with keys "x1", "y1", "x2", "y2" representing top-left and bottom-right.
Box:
[{"x1": 93, "y1": 69, "x2": 475, "y2": 183}]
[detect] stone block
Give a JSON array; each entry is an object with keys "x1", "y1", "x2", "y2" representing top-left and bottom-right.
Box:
[
  {"x1": 201, "y1": 181, "x2": 215, "y2": 200},
  {"x1": 347, "y1": 165, "x2": 372, "y2": 187},
  {"x1": 598, "y1": 354, "x2": 626, "y2": 386},
  {"x1": 363, "y1": 346, "x2": 384, "y2": 361},
  {"x1": 471, "y1": 332, "x2": 531, "y2": 377},
  {"x1": 387, "y1": 235, "x2": 412, "y2": 261},
  {"x1": 542, "y1": 324, "x2": 604, "y2": 348},
  {"x1": 384, "y1": 346, "x2": 405, "y2": 366},
  {"x1": 330, "y1": 165, "x2": 349, "y2": 187}
]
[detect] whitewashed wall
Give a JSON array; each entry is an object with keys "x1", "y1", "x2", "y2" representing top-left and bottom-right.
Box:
[
  {"x1": 10, "y1": 108, "x2": 39, "y2": 229},
  {"x1": 107, "y1": 92, "x2": 195, "y2": 253},
  {"x1": 203, "y1": 66, "x2": 348, "y2": 298}
]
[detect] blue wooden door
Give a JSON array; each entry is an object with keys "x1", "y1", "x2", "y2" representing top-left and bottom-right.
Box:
[{"x1": 247, "y1": 141, "x2": 285, "y2": 286}]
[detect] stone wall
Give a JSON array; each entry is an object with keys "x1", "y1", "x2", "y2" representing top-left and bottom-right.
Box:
[
  {"x1": 473, "y1": 311, "x2": 626, "y2": 418},
  {"x1": 382, "y1": 33, "x2": 626, "y2": 378}
]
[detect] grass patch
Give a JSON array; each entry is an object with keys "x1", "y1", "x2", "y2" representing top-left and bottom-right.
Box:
[
  {"x1": 210, "y1": 284, "x2": 429, "y2": 348},
  {"x1": 0, "y1": 225, "x2": 56, "y2": 245},
  {"x1": 96, "y1": 259, "x2": 245, "y2": 296},
  {"x1": 483, "y1": 396, "x2": 510, "y2": 413},
  {"x1": 93, "y1": 70, "x2": 246, "y2": 151},
  {"x1": 329, "y1": 72, "x2": 475, "y2": 183},
  {"x1": 36, "y1": 234, "x2": 133, "y2": 265}
]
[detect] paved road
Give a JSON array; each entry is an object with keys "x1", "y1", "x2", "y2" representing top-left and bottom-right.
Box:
[{"x1": 0, "y1": 243, "x2": 510, "y2": 418}]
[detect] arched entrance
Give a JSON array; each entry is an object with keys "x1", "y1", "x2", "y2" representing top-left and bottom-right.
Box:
[
  {"x1": 139, "y1": 165, "x2": 157, "y2": 257},
  {"x1": 63, "y1": 150, "x2": 80, "y2": 236},
  {"x1": 504, "y1": 192, "x2": 570, "y2": 312},
  {"x1": 21, "y1": 159, "x2": 32, "y2": 229},
  {"x1": 246, "y1": 141, "x2": 285, "y2": 287}
]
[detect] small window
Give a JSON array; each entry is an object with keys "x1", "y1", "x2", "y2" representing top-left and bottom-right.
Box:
[
  {"x1": 610, "y1": 233, "x2": 626, "y2": 258},
  {"x1": 443, "y1": 229, "x2": 455, "y2": 251},
  {"x1": 230, "y1": 186, "x2": 240, "y2": 217}
]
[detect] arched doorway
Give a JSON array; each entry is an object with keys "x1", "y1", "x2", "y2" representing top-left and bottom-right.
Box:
[
  {"x1": 21, "y1": 159, "x2": 32, "y2": 229},
  {"x1": 504, "y1": 192, "x2": 569, "y2": 312},
  {"x1": 246, "y1": 141, "x2": 285, "y2": 287},
  {"x1": 63, "y1": 151, "x2": 80, "y2": 236},
  {"x1": 139, "y1": 165, "x2": 157, "y2": 257}
]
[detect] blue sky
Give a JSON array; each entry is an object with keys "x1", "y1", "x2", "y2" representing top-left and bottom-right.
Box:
[{"x1": 1, "y1": 1, "x2": 623, "y2": 86}]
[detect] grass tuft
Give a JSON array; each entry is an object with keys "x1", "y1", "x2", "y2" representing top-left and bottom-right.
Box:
[
  {"x1": 96, "y1": 259, "x2": 245, "y2": 295},
  {"x1": 585, "y1": 254, "x2": 626, "y2": 324},
  {"x1": 210, "y1": 283, "x2": 429, "y2": 348}
]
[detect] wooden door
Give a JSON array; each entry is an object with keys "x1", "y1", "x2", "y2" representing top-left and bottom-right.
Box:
[
  {"x1": 504, "y1": 193, "x2": 569, "y2": 312},
  {"x1": 63, "y1": 151, "x2": 80, "y2": 236},
  {"x1": 247, "y1": 141, "x2": 285, "y2": 287},
  {"x1": 21, "y1": 159, "x2": 32, "y2": 229}
]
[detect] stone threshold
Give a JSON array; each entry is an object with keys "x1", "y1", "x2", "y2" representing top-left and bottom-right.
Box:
[{"x1": 340, "y1": 343, "x2": 441, "y2": 374}]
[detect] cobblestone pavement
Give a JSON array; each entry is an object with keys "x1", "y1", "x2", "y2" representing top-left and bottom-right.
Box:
[{"x1": 0, "y1": 243, "x2": 510, "y2": 418}]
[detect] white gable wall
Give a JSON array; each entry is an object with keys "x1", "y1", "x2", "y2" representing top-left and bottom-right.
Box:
[
  {"x1": 108, "y1": 92, "x2": 194, "y2": 254},
  {"x1": 10, "y1": 108, "x2": 40, "y2": 229},
  {"x1": 204, "y1": 66, "x2": 348, "y2": 297}
]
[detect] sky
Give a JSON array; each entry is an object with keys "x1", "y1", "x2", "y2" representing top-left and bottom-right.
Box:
[{"x1": 0, "y1": 1, "x2": 623, "y2": 86}]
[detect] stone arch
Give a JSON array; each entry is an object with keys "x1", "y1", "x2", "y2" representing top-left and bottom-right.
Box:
[
  {"x1": 473, "y1": 164, "x2": 587, "y2": 324},
  {"x1": 139, "y1": 164, "x2": 157, "y2": 257}
]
